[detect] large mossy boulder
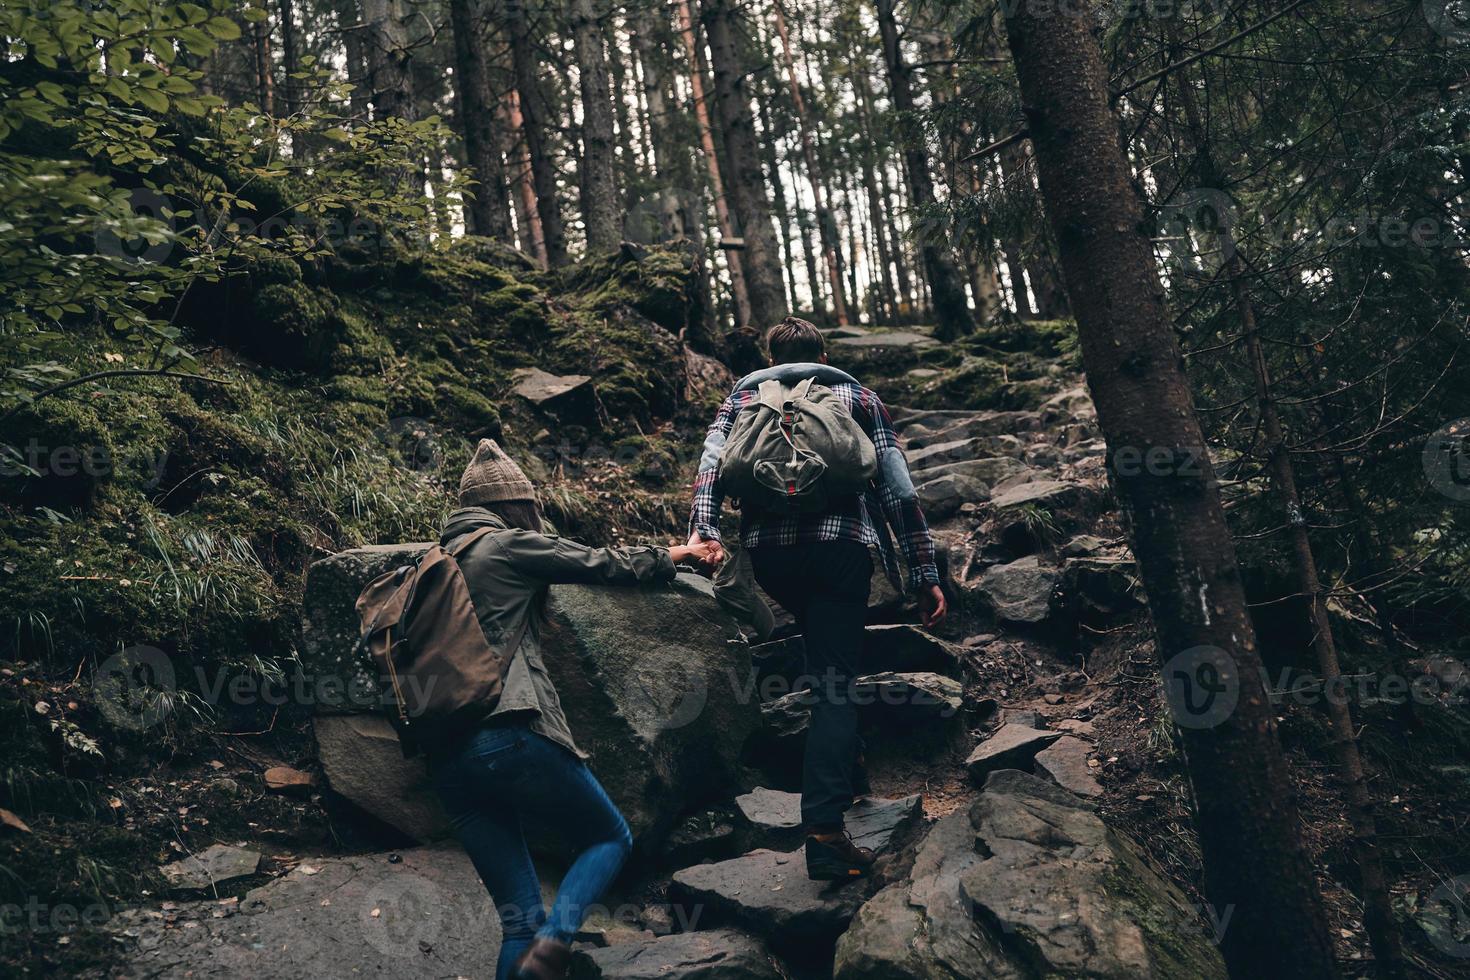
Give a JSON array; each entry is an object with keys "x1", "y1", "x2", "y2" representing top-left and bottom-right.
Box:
[
  {"x1": 300, "y1": 543, "x2": 761, "y2": 849},
  {"x1": 834, "y1": 770, "x2": 1228, "y2": 979}
]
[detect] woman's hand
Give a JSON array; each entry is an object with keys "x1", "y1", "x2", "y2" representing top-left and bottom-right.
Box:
[{"x1": 671, "y1": 538, "x2": 724, "y2": 567}]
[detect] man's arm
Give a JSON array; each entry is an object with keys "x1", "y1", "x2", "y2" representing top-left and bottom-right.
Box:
[
  {"x1": 688, "y1": 392, "x2": 743, "y2": 547},
  {"x1": 855, "y1": 387, "x2": 941, "y2": 591}
]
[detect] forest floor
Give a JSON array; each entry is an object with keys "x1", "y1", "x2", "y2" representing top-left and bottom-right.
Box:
[{"x1": 3, "y1": 265, "x2": 1468, "y2": 976}]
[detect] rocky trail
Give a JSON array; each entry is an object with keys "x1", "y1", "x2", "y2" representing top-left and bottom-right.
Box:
[{"x1": 106, "y1": 324, "x2": 1227, "y2": 979}]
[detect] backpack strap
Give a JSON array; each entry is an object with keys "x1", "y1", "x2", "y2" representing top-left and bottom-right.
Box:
[
  {"x1": 446, "y1": 525, "x2": 499, "y2": 558},
  {"x1": 445, "y1": 525, "x2": 531, "y2": 667},
  {"x1": 756, "y1": 378, "x2": 788, "y2": 414}
]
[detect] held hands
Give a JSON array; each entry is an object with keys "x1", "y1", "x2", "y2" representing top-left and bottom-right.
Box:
[{"x1": 672, "y1": 533, "x2": 726, "y2": 568}]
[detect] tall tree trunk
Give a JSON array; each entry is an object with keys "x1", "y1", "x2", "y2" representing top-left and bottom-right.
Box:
[
  {"x1": 252, "y1": 13, "x2": 275, "y2": 113},
  {"x1": 756, "y1": 89, "x2": 797, "y2": 311},
  {"x1": 874, "y1": 0, "x2": 972, "y2": 340},
  {"x1": 848, "y1": 37, "x2": 899, "y2": 324},
  {"x1": 998, "y1": 139, "x2": 1069, "y2": 319},
  {"x1": 339, "y1": 0, "x2": 370, "y2": 122},
  {"x1": 772, "y1": 0, "x2": 847, "y2": 325},
  {"x1": 502, "y1": 89, "x2": 548, "y2": 266},
  {"x1": 1166, "y1": 36, "x2": 1404, "y2": 973},
  {"x1": 701, "y1": 0, "x2": 789, "y2": 329},
  {"x1": 676, "y1": 0, "x2": 751, "y2": 329},
  {"x1": 631, "y1": 3, "x2": 689, "y2": 239},
  {"x1": 279, "y1": 0, "x2": 299, "y2": 154},
  {"x1": 568, "y1": 0, "x2": 620, "y2": 254},
  {"x1": 449, "y1": 0, "x2": 514, "y2": 244},
  {"x1": 361, "y1": 0, "x2": 414, "y2": 122},
  {"x1": 877, "y1": 157, "x2": 913, "y2": 315},
  {"x1": 504, "y1": 0, "x2": 567, "y2": 266},
  {"x1": 1000, "y1": 2, "x2": 1340, "y2": 977}
]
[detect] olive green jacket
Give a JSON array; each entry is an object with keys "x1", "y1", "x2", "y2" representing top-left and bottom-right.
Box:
[{"x1": 439, "y1": 507, "x2": 677, "y2": 758}]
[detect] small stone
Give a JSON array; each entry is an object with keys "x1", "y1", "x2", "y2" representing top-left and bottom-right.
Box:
[
  {"x1": 159, "y1": 844, "x2": 261, "y2": 891},
  {"x1": 263, "y1": 766, "x2": 314, "y2": 795},
  {"x1": 965, "y1": 725, "x2": 1062, "y2": 783},
  {"x1": 1043, "y1": 693, "x2": 1064, "y2": 705},
  {"x1": 1034, "y1": 737, "x2": 1103, "y2": 798}
]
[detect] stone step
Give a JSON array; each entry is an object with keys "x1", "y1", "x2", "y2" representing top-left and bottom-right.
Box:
[
  {"x1": 668, "y1": 848, "x2": 868, "y2": 949},
  {"x1": 733, "y1": 787, "x2": 923, "y2": 854},
  {"x1": 834, "y1": 771, "x2": 1228, "y2": 979},
  {"x1": 965, "y1": 723, "x2": 1063, "y2": 782},
  {"x1": 113, "y1": 845, "x2": 501, "y2": 979},
  {"x1": 570, "y1": 928, "x2": 784, "y2": 979}
]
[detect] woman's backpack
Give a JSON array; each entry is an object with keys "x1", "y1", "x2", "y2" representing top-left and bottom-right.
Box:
[
  {"x1": 716, "y1": 377, "x2": 878, "y2": 513},
  {"x1": 353, "y1": 527, "x2": 528, "y2": 754}
]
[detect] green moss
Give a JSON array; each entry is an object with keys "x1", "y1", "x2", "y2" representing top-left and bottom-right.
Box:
[
  {"x1": 246, "y1": 280, "x2": 346, "y2": 369},
  {"x1": 0, "y1": 397, "x2": 115, "y2": 508}
]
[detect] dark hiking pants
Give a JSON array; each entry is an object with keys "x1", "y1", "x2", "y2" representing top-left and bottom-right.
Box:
[{"x1": 749, "y1": 540, "x2": 873, "y2": 828}]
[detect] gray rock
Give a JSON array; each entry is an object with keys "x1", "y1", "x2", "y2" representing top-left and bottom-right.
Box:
[
  {"x1": 570, "y1": 928, "x2": 783, "y2": 979},
  {"x1": 733, "y1": 788, "x2": 923, "y2": 854},
  {"x1": 835, "y1": 810, "x2": 1015, "y2": 979},
  {"x1": 915, "y1": 472, "x2": 988, "y2": 519},
  {"x1": 662, "y1": 809, "x2": 739, "y2": 867},
  {"x1": 669, "y1": 848, "x2": 867, "y2": 946},
  {"x1": 861, "y1": 624, "x2": 965, "y2": 677},
  {"x1": 513, "y1": 367, "x2": 594, "y2": 405},
  {"x1": 302, "y1": 544, "x2": 759, "y2": 847},
  {"x1": 990, "y1": 479, "x2": 1087, "y2": 511},
  {"x1": 1002, "y1": 708, "x2": 1046, "y2": 730},
  {"x1": 159, "y1": 844, "x2": 261, "y2": 891},
  {"x1": 315, "y1": 715, "x2": 450, "y2": 841},
  {"x1": 964, "y1": 724, "x2": 1062, "y2": 782},
  {"x1": 905, "y1": 435, "x2": 1005, "y2": 472},
  {"x1": 977, "y1": 556, "x2": 1059, "y2": 624},
  {"x1": 1024, "y1": 444, "x2": 1063, "y2": 468},
  {"x1": 959, "y1": 771, "x2": 1227, "y2": 977},
  {"x1": 1055, "y1": 718, "x2": 1096, "y2": 737},
  {"x1": 119, "y1": 845, "x2": 500, "y2": 979},
  {"x1": 836, "y1": 772, "x2": 1227, "y2": 979},
  {"x1": 757, "y1": 673, "x2": 963, "y2": 743},
  {"x1": 912, "y1": 412, "x2": 1041, "y2": 448},
  {"x1": 853, "y1": 672, "x2": 963, "y2": 720},
  {"x1": 912, "y1": 456, "x2": 1037, "y2": 487},
  {"x1": 1061, "y1": 534, "x2": 1111, "y2": 557},
  {"x1": 1034, "y1": 736, "x2": 1103, "y2": 797},
  {"x1": 1062, "y1": 555, "x2": 1143, "y2": 615},
  {"x1": 1040, "y1": 385, "x2": 1095, "y2": 423},
  {"x1": 832, "y1": 330, "x2": 937, "y2": 348}
]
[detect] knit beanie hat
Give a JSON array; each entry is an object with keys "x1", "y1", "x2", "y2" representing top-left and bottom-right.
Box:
[{"x1": 458, "y1": 439, "x2": 537, "y2": 507}]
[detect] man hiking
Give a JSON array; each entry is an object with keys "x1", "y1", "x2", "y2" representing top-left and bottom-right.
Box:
[{"x1": 688, "y1": 316, "x2": 946, "y2": 880}]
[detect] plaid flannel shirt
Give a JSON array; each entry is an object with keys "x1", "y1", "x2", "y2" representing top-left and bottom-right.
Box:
[{"x1": 689, "y1": 364, "x2": 940, "y2": 591}]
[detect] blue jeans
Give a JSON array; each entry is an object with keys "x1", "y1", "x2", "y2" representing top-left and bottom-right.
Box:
[{"x1": 429, "y1": 724, "x2": 633, "y2": 980}]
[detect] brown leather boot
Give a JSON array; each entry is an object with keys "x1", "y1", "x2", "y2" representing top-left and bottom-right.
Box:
[
  {"x1": 510, "y1": 937, "x2": 572, "y2": 980},
  {"x1": 805, "y1": 828, "x2": 876, "y2": 881}
]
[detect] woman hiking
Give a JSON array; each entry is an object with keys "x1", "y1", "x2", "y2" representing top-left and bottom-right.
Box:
[{"x1": 428, "y1": 439, "x2": 718, "y2": 980}]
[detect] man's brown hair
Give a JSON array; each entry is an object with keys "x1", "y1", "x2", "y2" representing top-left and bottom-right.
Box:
[{"x1": 766, "y1": 316, "x2": 825, "y2": 364}]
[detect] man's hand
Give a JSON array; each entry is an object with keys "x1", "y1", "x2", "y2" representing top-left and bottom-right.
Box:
[
  {"x1": 918, "y1": 584, "x2": 947, "y2": 627},
  {"x1": 686, "y1": 531, "x2": 727, "y2": 566},
  {"x1": 672, "y1": 539, "x2": 722, "y2": 567}
]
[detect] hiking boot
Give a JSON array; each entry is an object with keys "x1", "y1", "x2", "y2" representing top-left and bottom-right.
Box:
[
  {"x1": 805, "y1": 829, "x2": 875, "y2": 881},
  {"x1": 510, "y1": 937, "x2": 572, "y2": 980}
]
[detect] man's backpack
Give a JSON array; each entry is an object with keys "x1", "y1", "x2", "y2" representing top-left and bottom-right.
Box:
[
  {"x1": 717, "y1": 377, "x2": 878, "y2": 513},
  {"x1": 353, "y1": 527, "x2": 529, "y2": 754}
]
